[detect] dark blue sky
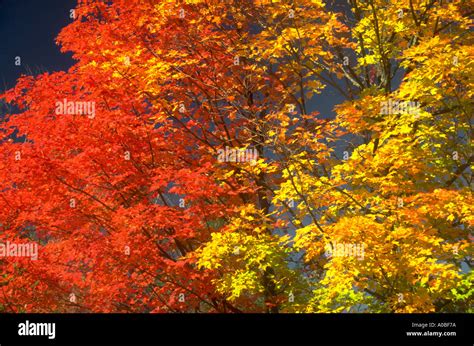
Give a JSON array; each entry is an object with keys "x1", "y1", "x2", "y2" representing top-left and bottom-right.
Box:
[{"x1": 0, "y1": 0, "x2": 76, "y2": 92}]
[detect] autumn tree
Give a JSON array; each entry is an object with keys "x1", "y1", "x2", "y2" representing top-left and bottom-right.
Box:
[{"x1": 0, "y1": 0, "x2": 472, "y2": 313}]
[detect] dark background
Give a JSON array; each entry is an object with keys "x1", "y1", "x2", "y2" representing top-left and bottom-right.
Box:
[{"x1": 0, "y1": 0, "x2": 76, "y2": 92}]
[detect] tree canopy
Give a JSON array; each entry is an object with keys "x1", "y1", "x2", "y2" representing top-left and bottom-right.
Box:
[{"x1": 0, "y1": 0, "x2": 472, "y2": 313}]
